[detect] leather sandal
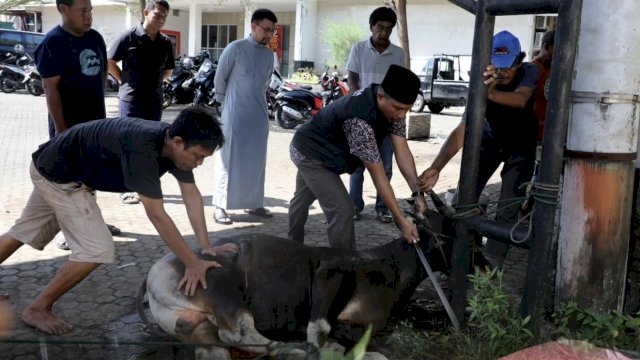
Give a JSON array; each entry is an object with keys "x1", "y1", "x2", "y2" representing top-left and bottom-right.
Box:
[
  {"x1": 376, "y1": 210, "x2": 393, "y2": 224},
  {"x1": 244, "y1": 208, "x2": 273, "y2": 218},
  {"x1": 214, "y1": 208, "x2": 233, "y2": 225}
]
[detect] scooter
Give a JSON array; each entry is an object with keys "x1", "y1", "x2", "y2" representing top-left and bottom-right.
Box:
[
  {"x1": 273, "y1": 87, "x2": 328, "y2": 129},
  {"x1": 0, "y1": 44, "x2": 42, "y2": 96},
  {"x1": 267, "y1": 68, "x2": 312, "y2": 119},
  {"x1": 273, "y1": 68, "x2": 348, "y2": 130},
  {"x1": 162, "y1": 56, "x2": 197, "y2": 108},
  {"x1": 192, "y1": 56, "x2": 217, "y2": 106}
]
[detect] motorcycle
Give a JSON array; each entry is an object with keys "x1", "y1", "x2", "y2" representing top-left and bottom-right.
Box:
[
  {"x1": 267, "y1": 68, "x2": 312, "y2": 119},
  {"x1": 0, "y1": 44, "x2": 43, "y2": 96},
  {"x1": 192, "y1": 56, "x2": 217, "y2": 106},
  {"x1": 273, "y1": 67, "x2": 348, "y2": 130},
  {"x1": 162, "y1": 56, "x2": 198, "y2": 108}
]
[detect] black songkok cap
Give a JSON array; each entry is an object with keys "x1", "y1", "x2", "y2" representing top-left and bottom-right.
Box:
[{"x1": 381, "y1": 64, "x2": 420, "y2": 105}]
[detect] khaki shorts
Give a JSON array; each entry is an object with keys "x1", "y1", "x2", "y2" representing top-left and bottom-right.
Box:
[{"x1": 7, "y1": 163, "x2": 114, "y2": 263}]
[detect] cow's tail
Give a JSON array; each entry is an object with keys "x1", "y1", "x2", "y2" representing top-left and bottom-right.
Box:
[{"x1": 135, "y1": 278, "x2": 167, "y2": 337}]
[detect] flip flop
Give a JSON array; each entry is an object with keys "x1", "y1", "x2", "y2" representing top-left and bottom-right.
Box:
[
  {"x1": 376, "y1": 210, "x2": 393, "y2": 224},
  {"x1": 121, "y1": 192, "x2": 140, "y2": 205},
  {"x1": 0, "y1": 290, "x2": 9, "y2": 300},
  {"x1": 244, "y1": 208, "x2": 273, "y2": 218},
  {"x1": 107, "y1": 224, "x2": 121, "y2": 236},
  {"x1": 214, "y1": 208, "x2": 233, "y2": 225}
]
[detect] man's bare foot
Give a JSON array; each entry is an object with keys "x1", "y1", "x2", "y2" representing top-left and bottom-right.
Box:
[{"x1": 21, "y1": 307, "x2": 73, "y2": 335}]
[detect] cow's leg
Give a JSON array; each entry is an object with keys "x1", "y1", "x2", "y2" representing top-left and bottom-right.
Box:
[
  {"x1": 307, "y1": 260, "x2": 347, "y2": 349},
  {"x1": 149, "y1": 292, "x2": 231, "y2": 359},
  {"x1": 217, "y1": 309, "x2": 308, "y2": 358}
]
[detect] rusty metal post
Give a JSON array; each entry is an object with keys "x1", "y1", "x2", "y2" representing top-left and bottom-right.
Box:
[
  {"x1": 555, "y1": 0, "x2": 640, "y2": 312},
  {"x1": 522, "y1": 0, "x2": 582, "y2": 332}
]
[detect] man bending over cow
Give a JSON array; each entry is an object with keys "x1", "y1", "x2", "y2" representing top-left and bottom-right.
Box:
[
  {"x1": 0, "y1": 107, "x2": 238, "y2": 335},
  {"x1": 288, "y1": 65, "x2": 428, "y2": 253}
]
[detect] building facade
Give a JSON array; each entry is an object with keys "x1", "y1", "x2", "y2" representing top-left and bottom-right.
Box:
[{"x1": 7, "y1": 0, "x2": 556, "y2": 77}]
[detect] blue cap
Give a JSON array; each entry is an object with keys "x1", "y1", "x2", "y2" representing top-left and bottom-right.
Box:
[{"x1": 491, "y1": 30, "x2": 521, "y2": 69}]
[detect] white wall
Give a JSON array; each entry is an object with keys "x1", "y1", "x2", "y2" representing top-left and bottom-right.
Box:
[
  {"x1": 164, "y1": 8, "x2": 191, "y2": 56},
  {"x1": 314, "y1": 0, "x2": 535, "y2": 74}
]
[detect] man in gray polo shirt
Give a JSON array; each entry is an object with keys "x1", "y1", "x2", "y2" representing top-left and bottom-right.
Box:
[{"x1": 346, "y1": 6, "x2": 405, "y2": 223}]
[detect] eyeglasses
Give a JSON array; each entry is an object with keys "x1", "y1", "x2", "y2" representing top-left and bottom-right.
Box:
[{"x1": 257, "y1": 24, "x2": 276, "y2": 35}]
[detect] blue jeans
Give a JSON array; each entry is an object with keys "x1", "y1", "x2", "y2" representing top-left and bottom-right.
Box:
[
  {"x1": 349, "y1": 136, "x2": 393, "y2": 213},
  {"x1": 119, "y1": 100, "x2": 162, "y2": 121}
]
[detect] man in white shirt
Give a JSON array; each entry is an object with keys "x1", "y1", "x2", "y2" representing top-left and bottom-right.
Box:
[{"x1": 345, "y1": 6, "x2": 405, "y2": 223}]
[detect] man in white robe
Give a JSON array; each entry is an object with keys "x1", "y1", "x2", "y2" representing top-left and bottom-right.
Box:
[{"x1": 211, "y1": 9, "x2": 277, "y2": 224}]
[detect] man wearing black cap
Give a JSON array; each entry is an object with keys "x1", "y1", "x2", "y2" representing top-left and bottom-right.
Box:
[{"x1": 287, "y1": 64, "x2": 427, "y2": 253}]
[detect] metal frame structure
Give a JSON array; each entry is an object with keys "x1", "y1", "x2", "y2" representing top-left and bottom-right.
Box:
[{"x1": 445, "y1": 0, "x2": 583, "y2": 334}]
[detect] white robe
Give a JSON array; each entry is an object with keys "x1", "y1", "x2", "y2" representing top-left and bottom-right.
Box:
[{"x1": 211, "y1": 35, "x2": 273, "y2": 210}]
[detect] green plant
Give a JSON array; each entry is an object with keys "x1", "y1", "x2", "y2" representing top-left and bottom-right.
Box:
[
  {"x1": 466, "y1": 267, "x2": 534, "y2": 357},
  {"x1": 321, "y1": 20, "x2": 365, "y2": 68},
  {"x1": 553, "y1": 300, "x2": 640, "y2": 351},
  {"x1": 290, "y1": 67, "x2": 319, "y2": 84}
]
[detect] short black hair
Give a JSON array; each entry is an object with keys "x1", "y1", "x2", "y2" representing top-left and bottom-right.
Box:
[
  {"x1": 168, "y1": 107, "x2": 224, "y2": 151},
  {"x1": 251, "y1": 9, "x2": 277, "y2": 24},
  {"x1": 145, "y1": 0, "x2": 169, "y2": 12},
  {"x1": 56, "y1": 0, "x2": 74, "y2": 12},
  {"x1": 541, "y1": 30, "x2": 555, "y2": 47},
  {"x1": 369, "y1": 7, "x2": 397, "y2": 27}
]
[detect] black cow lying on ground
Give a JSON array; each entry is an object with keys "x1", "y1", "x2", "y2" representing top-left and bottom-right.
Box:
[{"x1": 143, "y1": 221, "x2": 451, "y2": 359}]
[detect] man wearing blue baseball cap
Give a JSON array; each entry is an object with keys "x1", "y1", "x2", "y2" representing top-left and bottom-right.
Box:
[{"x1": 418, "y1": 30, "x2": 540, "y2": 268}]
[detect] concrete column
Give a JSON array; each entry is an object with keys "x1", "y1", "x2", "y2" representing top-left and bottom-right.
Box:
[
  {"x1": 243, "y1": 2, "x2": 255, "y2": 38},
  {"x1": 556, "y1": 0, "x2": 640, "y2": 313},
  {"x1": 188, "y1": 2, "x2": 202, "y2": 56},
  {"x1": 293, "y1": 0, "x2": 317, "y2": 66}
]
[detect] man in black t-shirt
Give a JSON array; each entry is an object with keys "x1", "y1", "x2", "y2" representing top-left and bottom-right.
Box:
[
  {"x1": 0, "y1": 107, "x2": 237, "y2": 335},
  {"x1": 108, "y1": 0, "x2": 174, "y2": 121},
  {"x1": 34, "y1": 0, "x2": 120, "y2": 242}
]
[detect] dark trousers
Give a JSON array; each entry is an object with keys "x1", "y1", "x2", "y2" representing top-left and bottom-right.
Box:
[
  {"x1": 119, "y1": 100, "x2": 162, "y2": 121},
  {"x1": 288, "y1": 158, "x2": 355, "y2": 254},
  {"x1": 476, "y1": 129, "x2": 535, "y2": 266},
  {"x1": 349, "y1": 136, "x2": 394, "y2": 213}
]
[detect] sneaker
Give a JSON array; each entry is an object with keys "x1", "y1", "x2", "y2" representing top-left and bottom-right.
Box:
[{"x1": 353, "y1": 209, "x2": 362, "y2": 221}]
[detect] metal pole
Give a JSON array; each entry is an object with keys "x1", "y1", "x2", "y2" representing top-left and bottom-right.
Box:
[
  {"x1": 461, "y1": 216, "x2": 530, "y2": 247},
  {"x1": 554, "y1": 0, "x2": 640, "y2": 313},
  {"x1": 449, "y1": 0, "x2": 495, "y2": 322},
  {"x1": 523, "y1": 0, "x2": 584, "y2": 334},
  {"x1": 446, "y1": 0, "x2": 477, "y2": 14},
  {"x1": 486, "y1": 0, "x2": 559, "y2": 15}
]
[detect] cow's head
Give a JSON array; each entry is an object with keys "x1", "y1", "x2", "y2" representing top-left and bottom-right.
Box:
[{"x1": 411, "y1": 209, "x2": 454, "y2": 276}]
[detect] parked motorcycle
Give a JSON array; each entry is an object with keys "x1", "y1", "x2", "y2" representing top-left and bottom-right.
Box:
[
  {"x1": 162, "y1": 56, "x2": 198, "y2": 108},
  {"x1": 192, "y1": 53, "x2": 217, "y2": 106},
  {"x1": 0, "y1": 44, "x2": 43, "y2": 96},
  {"x1": 267, "y1": 68, "x2": 312, "y2": 119},
  {"x1": 273, "y1": 67, "x2": 348, "y2": 129}
]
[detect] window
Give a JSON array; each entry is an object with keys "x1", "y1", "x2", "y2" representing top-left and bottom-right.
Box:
[
  {"x1": 532, "y1": 15, "x2": 557, "y2": 56},
  {"x1": 201, "y1": 24, "x2": 237, "y2": 61}
]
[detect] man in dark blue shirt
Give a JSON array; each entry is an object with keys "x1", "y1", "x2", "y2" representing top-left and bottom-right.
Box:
[
  {"x1": 34, "y1": 0, "x2": 120, "y2": 242},
  {"x1": 419, "y1": 31, "x2": 539, "y2": 268},
  {"x1": 35, "y1": 0, "x2": 107, "y2": 139},
  {"x1": 107, "y1": 0, "x2": 174, "y2": 121},
  {"x1": 0, "y1": 107, "x2": 236, "y2": 335}
]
